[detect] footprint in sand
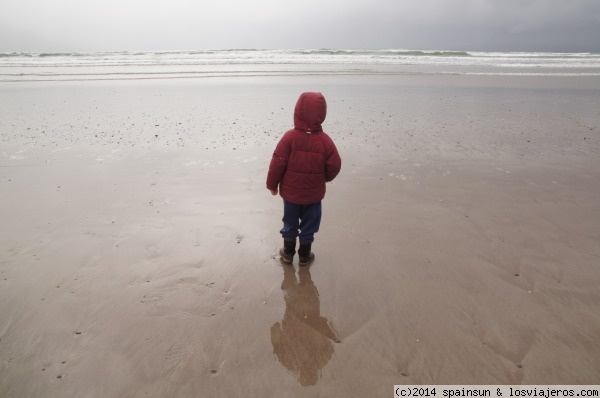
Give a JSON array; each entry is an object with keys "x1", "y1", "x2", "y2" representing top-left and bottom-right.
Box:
[
  {"x1": 165, "y1": 344, "x2": 185, "y2": 367},
  {"x1": 140, "y1": 292, "x2": 164, "y2": 304}
]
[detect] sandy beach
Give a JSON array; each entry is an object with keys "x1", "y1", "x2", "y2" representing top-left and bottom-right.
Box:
[{"x1": 1, "y1": 73, "x2": 600, "y2": 396}]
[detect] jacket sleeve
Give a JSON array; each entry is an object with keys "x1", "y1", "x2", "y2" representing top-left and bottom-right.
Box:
[
  {"x1": 324, "y1": 143, "x2": 341, "y2": 182},
  {"x1": 266, "y1": 133, "x2": 292, "y2": 190}
]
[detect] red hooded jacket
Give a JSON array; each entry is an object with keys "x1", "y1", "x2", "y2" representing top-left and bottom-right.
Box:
[{"x1": 266, "y1": 92, "x2": 342, "y2": 204}]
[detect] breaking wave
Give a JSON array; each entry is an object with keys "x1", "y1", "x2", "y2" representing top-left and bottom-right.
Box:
[{"x1": 1, "y1": 49, "x2": 599, "y2": 81}]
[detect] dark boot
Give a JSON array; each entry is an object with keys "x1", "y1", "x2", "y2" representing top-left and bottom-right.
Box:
[
  {"x1": 279, "y1": 239, "x2": 296, "y2": 264},
  {"x1": 298, "y1": 243, "x2": 315, "y2": 266}
]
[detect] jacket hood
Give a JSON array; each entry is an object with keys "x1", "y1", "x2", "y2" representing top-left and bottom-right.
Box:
[{"x1": 293, "y1": 92, "x2": 327, "y2": 133}]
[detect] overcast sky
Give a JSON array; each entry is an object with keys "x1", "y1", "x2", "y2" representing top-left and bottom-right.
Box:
[{"x1": 1, "y1": 0, "x2": 599, "y2": 52}]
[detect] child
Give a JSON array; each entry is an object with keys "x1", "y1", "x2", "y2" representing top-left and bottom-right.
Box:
[{"x1": 266, "y1": 92, "x2": 342, "y2": 266}]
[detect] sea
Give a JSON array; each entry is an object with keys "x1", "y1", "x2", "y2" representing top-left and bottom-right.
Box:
[{"x1": 1, "y1": 49, "x2": 600, "y2": 82}]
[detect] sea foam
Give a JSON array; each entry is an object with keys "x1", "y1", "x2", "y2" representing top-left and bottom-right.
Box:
[{"x1": 1, "y1": 49, "x2": 599, "y2": 82}]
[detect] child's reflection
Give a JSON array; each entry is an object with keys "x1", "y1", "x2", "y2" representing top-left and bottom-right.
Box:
[{"x1": 270, "y1": 265, "x2": 341, "y2": 386}]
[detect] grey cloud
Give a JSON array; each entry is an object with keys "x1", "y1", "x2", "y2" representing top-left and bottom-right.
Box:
[{"x1": 0, "y1": 0, "x2": 599, "y2": 52}]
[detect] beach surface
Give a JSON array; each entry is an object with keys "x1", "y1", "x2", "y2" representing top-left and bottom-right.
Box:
[{"x1": 1, "y1": 74, "x2": 600, "y2": 396}]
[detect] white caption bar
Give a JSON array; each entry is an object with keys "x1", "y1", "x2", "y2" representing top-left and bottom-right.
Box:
[{"x1": 394, "y1": 386, "x2": 600, "y2": 398}]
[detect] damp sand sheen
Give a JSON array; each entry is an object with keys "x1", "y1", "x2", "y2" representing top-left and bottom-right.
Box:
[{"x1": 0, "y1": 50, "x2": 600, "y2": 396}]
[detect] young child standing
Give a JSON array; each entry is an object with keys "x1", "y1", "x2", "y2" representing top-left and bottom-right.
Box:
[{"x1": 266, "y1": 92, "x2": 342, "y2": 266}]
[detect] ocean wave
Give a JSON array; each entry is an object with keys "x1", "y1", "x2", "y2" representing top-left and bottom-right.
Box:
[
  {"x1": 2, "y1": 49, "x2": 599, "y2": 78},
  {"x1": 2, "y1": 49, "x2": 599, "y2": 59},
  {"x1": 292, "y1": 49, "x2": 472, "y2": 57},
  {"x1": 0, "y1": 52, "x2": 35, "y2": 58},
  {"x1": 38, "y1": 52, "x2": 90, "y2": 57}
]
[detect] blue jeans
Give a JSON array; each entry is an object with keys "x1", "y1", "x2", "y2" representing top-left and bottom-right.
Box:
[{"x1": 280, "y1": 200, "x2": 322, "y2": 244}]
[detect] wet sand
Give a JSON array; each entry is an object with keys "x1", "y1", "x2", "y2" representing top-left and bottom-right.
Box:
[{"x1": 1, "y1": 74, "x2": 600, "y2": 396}]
